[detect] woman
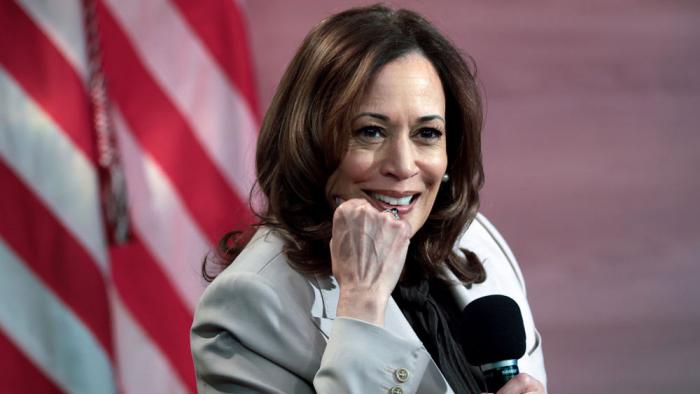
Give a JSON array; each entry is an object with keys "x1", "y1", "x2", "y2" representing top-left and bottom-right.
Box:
[{"x1": 191, "y1": 5, "x2": 546, "y2": 393}]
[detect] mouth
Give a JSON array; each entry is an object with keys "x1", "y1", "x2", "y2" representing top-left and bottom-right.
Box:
[{"x1": 363, "y1": 190, "x2": 420, "y2": 215}]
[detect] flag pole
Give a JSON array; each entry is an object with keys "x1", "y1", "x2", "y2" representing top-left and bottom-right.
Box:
[{"x1": 83, "y1": 0, "x2": 131, "y2": 245}]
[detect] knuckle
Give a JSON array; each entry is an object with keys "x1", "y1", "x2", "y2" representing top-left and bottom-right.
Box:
[
  {"x1": 387, "y1": 218, "x2": 400, "y2": 227},
  {"x1": 400, "y1": 222, "x2": 412, "y2": 236},
  {"x1": 333, "y1": 208, "x2": 349, "y2": 225},
  {"x1": 354, "y1": 199, "x2": 369, "y2": 208},
  {"x1": 516, "y1": 373, "x2": 533, "y2": 385},
  {"x1": 382, "y1": 214, "x2": 396, "y2": 225},
  {"x1": 332, "y1": 207, "x2": 343, "y2": 220},
  {"x1": 357, "y1": 205, "x2": 372, "y2": 215}
]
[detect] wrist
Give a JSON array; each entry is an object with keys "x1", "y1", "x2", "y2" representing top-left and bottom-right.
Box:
[{"x1": 336, "y1": 288, "x2": 388, "y2": 326}]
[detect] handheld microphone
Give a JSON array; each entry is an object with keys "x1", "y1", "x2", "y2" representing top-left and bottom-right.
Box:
[{"x1": 457, "y1": 295, "x2": 526, "y2": 393}]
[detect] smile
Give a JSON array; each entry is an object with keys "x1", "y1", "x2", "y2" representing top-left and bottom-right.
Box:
[
  {"x1": 370, "y1": 192, "x2": 416, "y2": 206},
  {"x1": 361, "y1": 190, "x2": 422, "y2": 216}
]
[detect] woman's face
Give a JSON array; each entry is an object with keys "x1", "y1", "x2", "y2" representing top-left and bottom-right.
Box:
[{"x1": 327, "y1": 52, "x2": 448, "y2": 236}]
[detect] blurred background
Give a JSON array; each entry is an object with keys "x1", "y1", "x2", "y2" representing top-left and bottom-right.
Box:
[{"x1": 1, "y1": 1, "x2": 699, "y2": 393}]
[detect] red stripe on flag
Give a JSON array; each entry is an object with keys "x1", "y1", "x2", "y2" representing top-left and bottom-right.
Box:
[
  {"x1": 96, "y1": 2, "x2": 254, "y2": 243},
  {"x1": 171, "y1": 0, "x2": 260, "y2": 120},
  {"x1": 0, "y1": 1, "x2": 96, "y2": 162},
  {"x1": 0, "y1": 160, "x2": 113, "y2": 358},
  {"x1": 0, "y1": 330, "x2": 63, "y2": 394},
  {"x1": 110, "y1": 238, "x2": 196, "y2": 392}
]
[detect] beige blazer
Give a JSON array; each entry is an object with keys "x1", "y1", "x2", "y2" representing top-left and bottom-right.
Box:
[{"x1": 190, "y1": 213, "x2": 547, "y2": 393}]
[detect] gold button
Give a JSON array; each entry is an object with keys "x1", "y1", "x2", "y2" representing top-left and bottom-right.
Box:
[
  {"x1": 389, "y1": 386, "x2": 404, "y2": 394},
  {"x1": 394, "y1": 368, "x2": 410, "y2": 382}
]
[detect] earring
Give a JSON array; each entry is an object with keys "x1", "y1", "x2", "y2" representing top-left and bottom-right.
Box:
[{"x1": 442, "y1": 174, "x2": 450, "y2": 183}]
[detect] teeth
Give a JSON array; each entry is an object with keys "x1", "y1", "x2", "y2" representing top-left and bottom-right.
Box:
[{"x1": 371, "y1": 192, "x2": 413, "y2": 206}]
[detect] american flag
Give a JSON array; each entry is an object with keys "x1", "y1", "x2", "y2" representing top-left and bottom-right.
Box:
[{"x1": 0, "y1": 0, "x2": 258, "y2": 392}]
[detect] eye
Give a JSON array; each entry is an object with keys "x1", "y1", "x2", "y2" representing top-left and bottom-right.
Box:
[
  {"x1": 416, "y1": 127, "x2": 443, "y2": 141},
  {"x1": 354, "y1": 125, "x2": 385, "y2": 142}
]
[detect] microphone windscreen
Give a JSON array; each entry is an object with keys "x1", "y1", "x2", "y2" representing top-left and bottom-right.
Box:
[{"x1": 458, "y1": 295, "x2": 526, "y2": 366}]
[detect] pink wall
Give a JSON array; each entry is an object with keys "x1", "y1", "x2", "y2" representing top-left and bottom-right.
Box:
[{"x1": 241, "y1": 1, "x2": 700, "y2": 392}]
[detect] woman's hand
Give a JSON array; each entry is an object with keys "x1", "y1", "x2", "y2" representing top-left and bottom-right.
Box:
[
  {"x1": 330, "y1": 198, "x2": 412, "y2": 326},
  {"x1": 490, "y1": 373, "x2": 545, "y2": 394}
]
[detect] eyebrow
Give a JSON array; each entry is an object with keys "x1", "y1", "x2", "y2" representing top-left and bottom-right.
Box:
[
  {"x1": 354, "y1": 112, "x2": 445, "y2": 123},
  {"x1": 417, "y1": 115, "x2": 445, "y2": 123}
]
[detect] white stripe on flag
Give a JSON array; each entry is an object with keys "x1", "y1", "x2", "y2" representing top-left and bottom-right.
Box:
[
  {"x1": 103, "y1": 0, "x2": 258, "y2": 200},
  {"x1": 0, "y1": 238, "x2": 115, "y2": 394},
  {"x1": 113, "y1": 108, "x2": 210, "y2": 310},
  {"x1": 0, "y1": 67, "x2": 108, "y2": 272},
  {"x1": 110, "y1": 289, "x2": 189, "y2": 394},
  {"x1": 15, "y1": 0, "x2": 88, "y2": 80}
]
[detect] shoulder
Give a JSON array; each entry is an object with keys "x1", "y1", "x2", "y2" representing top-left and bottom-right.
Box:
[
  {"x1": 191, "y1": 228, "x2": 327, "y2": 382},
  {"x1": 196, "y1": 228, "x2": 321, "y2": 321},
  {"x1": 204, "y1": 228, "x2": 316, "y2": 297},
  {"x1": 458, "y1": 212, "x2": 527, "y2": 295}
]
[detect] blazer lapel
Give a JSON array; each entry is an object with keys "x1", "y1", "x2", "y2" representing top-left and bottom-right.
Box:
[
  {"x1": 440, "y1": 264, "x2": 501, "y2": 309},
  {"x1": 440, "y1": 265, "x2": 470, "y2": 310},
  {"x1": 309, "y1": 274, "x2": 337, "y2": 339}
]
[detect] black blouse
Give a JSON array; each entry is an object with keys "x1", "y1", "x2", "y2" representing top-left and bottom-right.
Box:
[{"x1": 393, "y1": 278, "x2": 485, "y2": 394}]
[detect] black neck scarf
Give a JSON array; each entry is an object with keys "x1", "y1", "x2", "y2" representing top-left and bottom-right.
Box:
[{"x1": 393, "y1": 278, "x2": 485, "y2": 394}]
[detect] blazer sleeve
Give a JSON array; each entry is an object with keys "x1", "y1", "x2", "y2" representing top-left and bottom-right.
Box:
[
  {"x1": 191, "y1": 272, "x2": 317, "y2": 393},
  {"x1": 191, "y1": 270, "x2": 432, "y2": 393},
  {"x1": 315, "y1": 317, "x2": 431, "y2": 393}
]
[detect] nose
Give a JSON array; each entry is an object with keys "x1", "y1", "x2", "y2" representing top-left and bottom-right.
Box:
[{"x1": 379, "y1": 134, "x2": 418, "y2": 180}]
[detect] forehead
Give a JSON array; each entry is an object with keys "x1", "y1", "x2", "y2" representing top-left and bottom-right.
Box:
[{"x1": 358, "y1": 52, "x2": 445, "y2": 115}]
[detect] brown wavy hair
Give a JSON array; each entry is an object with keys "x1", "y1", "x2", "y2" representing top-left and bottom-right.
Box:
[{"x1": 204, "y1": 4, "x2": 486, "y2": 285}]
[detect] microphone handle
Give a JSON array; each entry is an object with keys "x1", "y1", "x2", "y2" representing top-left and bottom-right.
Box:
[{"x1": 481, "y1": 359, "x2": 519, "y2": 393}]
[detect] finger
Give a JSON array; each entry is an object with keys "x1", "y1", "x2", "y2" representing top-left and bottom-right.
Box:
[
  {"x1": 333, "y1": 199, "x2": 365, "y2": 229},
  {"x1": 381, "y1": 207, "x2": 398, "y2": 220},
  {"x1": 332, "y1": 198, "x2": 362, "y2": 218},
  {"x1": 343, "y1": 197, "x2": 370, "y2": 209},
  {"x1": 495, "y1": 374, "x2": 544, "y2": 394}
]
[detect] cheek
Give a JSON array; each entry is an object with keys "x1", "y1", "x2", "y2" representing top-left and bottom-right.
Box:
[
  {"x1": 337, "y1": 151, "x2": 374, "y2": 185},
  {"x1": 327, "y1": 151, "x2": 374, "y2": 194},
  {"x1": 423, "y1": 150, "x2": 448, "y2": 185}
]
